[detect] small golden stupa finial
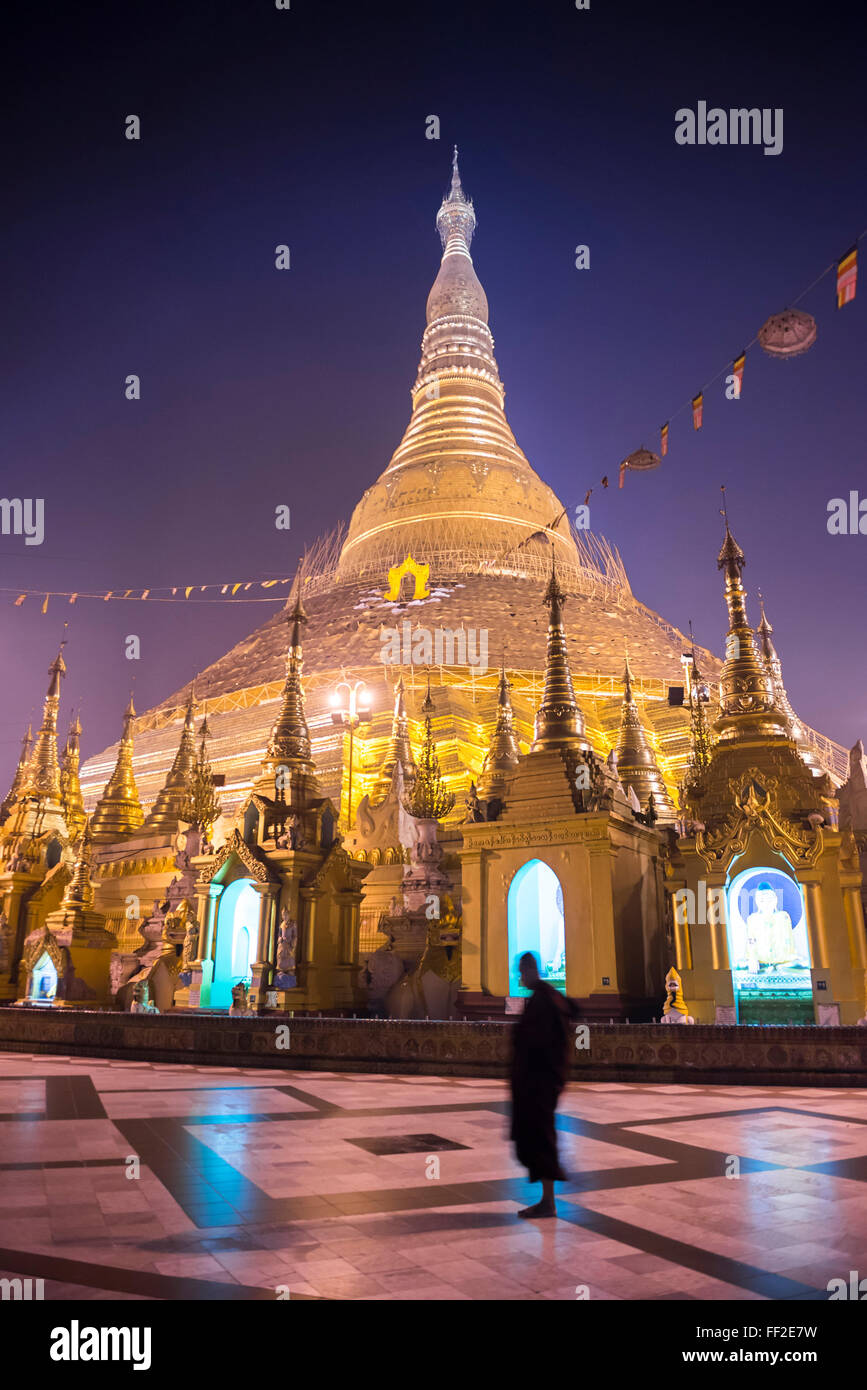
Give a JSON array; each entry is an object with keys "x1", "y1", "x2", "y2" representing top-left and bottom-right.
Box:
[
  {"x1": 90, "y1": 693, "x2": 144, "y2": 844},
  {"x1": 531, "y1": 554, "x2": 586, "y2": 752}
]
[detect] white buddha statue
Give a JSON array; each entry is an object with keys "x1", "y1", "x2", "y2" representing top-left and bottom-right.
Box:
[{"x1": 745, "y1": 882, "x2": 795, "y2": 973}]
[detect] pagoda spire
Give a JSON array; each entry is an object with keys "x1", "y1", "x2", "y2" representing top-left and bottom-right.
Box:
[
  {"x1": 63, "y1": 819, "x2": 96, "y2": 912},
  {"x1": 25, "y1": 642, "x2": 67, "y2": 802},
  {"x1": 144, "y1": 686, "x2": 199, "y2": 833},
  {"x1": 531, "y1": 557, "x2": 586, "y2": 751},
  {"x1": 60, "y1": 712, "x2": 86, "y2": 840},
  {"x1": 714, "y1": 497, "x2": 786, "y2": 743},
  {"x1": 90, "y1": 695, "x2": 145, "y2": 843},
  {"x1": 0, "y1": 723, "x2": 33, "y2": 823},
  {"x1": 684, "y1": 626, "x2": 713, "y2": 783},
  {"x1": 478, "y1": 660, "x2": 521, "y2": 795},
  {"x1": 373, "y1": 675, "x2": 416, "y2": 803},
  {"x1": 756, "y1": 595, "x2": 801, "y2": 734},
  {"x1": 180, "y1": 713, "x2": 221, "y2": 834},
  {"x1": 403, "y1": 677, "x2": 455, "y2": 820},
  {"x1": 614, "y1": 652, "x2": 675, "y2": 821},
  {"x1": 257, "y1": 592, "x2": 320, "y2": 801}
]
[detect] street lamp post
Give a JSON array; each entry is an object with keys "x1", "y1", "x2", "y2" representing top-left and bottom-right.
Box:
[{"x1": 330, "y1": 679, "x2": 372, "y2": 828}]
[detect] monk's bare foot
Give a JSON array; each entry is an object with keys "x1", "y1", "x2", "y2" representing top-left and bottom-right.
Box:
[{"x1": 518, "y1": 1200, "x2": 556, "y2": 1218}]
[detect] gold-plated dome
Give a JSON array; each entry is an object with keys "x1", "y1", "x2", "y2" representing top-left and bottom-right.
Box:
[{"x1": 337, "y1": 151, "x2": 580, "y2": 583}]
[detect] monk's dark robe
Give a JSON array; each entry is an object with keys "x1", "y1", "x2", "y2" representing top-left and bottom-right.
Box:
[{"x1": 509, "y1": 982, "x2": 576, "y2": 1183}]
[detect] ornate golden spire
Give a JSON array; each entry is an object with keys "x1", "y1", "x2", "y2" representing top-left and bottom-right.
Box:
[
  {"x1": 60, "y1": 713, "x2": 86, "y2": 840},
  {"x1": 62, "y1": 819, "x2": 96, "y2": 911},
  {"x1": 25, "y1": 643, "x2": 66, "y2": 802},
  {"x1": 756, "y1": 596, "x2": 799, "y2": 733},
  {"x1": 615, "y1": 654, "x2": 675, "y2": 820},
  {"x1": 337, "y1": 153, "x2": 581, "y2": 582},
  {"x1": 257, "y1": 594, "x2": 320, "y2": 799},
  {"x1": 403, "y1": 677, "x2": 455, "y2": 820},
  {"x1": 478, "y1": 661, "x2": 521, "y2": 794},
  {"x1": 180, "y1": 714, "x2": 221, "y2": 833},
  {"x1": 531, "y1": 558, "x2": 586, "y2": 751},
  {"x1": 0, "y1": 723, "x2": 33, "y2": 822},
  {"x1": 144, "y1": 686, "x2": 198, "y2": 832},
  {"x1": 715, "y1": 508, "x2": 787, "y2": 743},
  {"x1": 374, "y1": 675, "x2": 416, "y2": 802},
  {"x1": 90, "y1": 695, "x2": 145, "y2": 843}
]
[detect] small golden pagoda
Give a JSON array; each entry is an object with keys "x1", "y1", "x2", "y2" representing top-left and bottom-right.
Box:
[
  {"x1": 0, "y1": 725, "x2": 32, "y2": 825},
  {"x1": 90, "y1": 696, "x2": 144, "y2": 843},
  {"x1": 60, "y1": 713, "x2": 86, "y2": 841},
  {"x1": 668, "y1": 517, "x2": 866, "y2": 1023},
  {"x1": 477, "y1": 662, "x2": 522, "y2": 799},
  {"x1": 373, "y1": 675, "x2": 416, "y2": 803},
  {"x1": 142, "y1": 687, "x2": 198, "y2": 833},
  {"x1": 18, "y1": 821, "x2": 115, "y2": 1006},
  {"x1": 615, "y1": 655, "x2": 676, "y2": 823}
]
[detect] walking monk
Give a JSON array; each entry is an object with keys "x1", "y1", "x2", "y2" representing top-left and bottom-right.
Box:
[{"x1": 510, "y1": 951, "x2": 577, "y2": 1218}]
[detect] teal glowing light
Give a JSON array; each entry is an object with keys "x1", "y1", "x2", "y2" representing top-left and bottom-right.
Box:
[
  {"x1": 507, "y1": 858, "x2": 566, "y2": 997},
  {"x1": 211, "y1": 878, "x2": 259, "y2": 1009}
]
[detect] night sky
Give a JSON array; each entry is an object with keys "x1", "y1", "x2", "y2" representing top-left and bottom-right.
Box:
[{"x1": 3, "y1": 0, "x2": 866, "y2": 791}]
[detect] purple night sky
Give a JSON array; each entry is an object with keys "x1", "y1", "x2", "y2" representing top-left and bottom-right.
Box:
[{"x1": 2, "y1": 0, "x2": 866, "y2": 790}]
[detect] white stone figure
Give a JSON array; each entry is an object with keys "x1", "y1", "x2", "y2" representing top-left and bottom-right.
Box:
[
  {"x1": 745, "y1": 882, "x2": 795, "y2": 973},
  {"x1": 276, "y1": 909, "x2": 297, "y2": 976}
]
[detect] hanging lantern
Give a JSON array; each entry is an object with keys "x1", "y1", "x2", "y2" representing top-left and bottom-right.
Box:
[
  {"x1": 757, "y1": 308, "x2": 817, "y2": 359},
  {"x1": 619, "y1": 448, "x2": 660, "y2": 489},
  {"x1": 624, "y1": 448, "x2": 661, "y2": 472}
]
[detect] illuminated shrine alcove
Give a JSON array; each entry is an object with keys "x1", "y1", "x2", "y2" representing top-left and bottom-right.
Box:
[
  {"x1": 725, "y1": 865, "x2": 813, "y2": 1025},
  {"x1": 507, "y1": 858, "x2": 566, "y2": 997},
  {"x1": 30, "y1": 952, "x2": 57, "y2": 1004},
  {"x1": 212, "y1": 878, "x2": 259, "y2": 1009}
]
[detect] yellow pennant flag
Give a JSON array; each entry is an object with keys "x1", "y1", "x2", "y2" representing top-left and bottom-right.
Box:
[
  {"x1": 231, "y1": 583, "x2": 242, "y2": 595},
  {"x1": 185, "y1": 586, "x2": 193, "y2": 598},
  {"x1": 42, "y1": 595, "x2": 50, "y2": 614}
]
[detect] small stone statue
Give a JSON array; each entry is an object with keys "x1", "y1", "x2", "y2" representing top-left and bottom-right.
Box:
[
  {"x1": 130, "y1": 981, "x2": 159, "y2": 1015},
  {"x1": 275, "y1": 909, "x2": 298, "y2": 976},
  {"x1": 462, "y1": 781, "x2": 485, "y2": 824},
  {"x1": 660, "y1": 967, "x2": 695, "y2": 1024},
  {"x1": 645, "y1": 792, "x2": 658, "y2": 826},
  {"x1": 230, "y1": 980, "x2": 250, "y2": 1014},
  {"x1": 180, "y1": 917, "x2": 199, "y2": 969}
]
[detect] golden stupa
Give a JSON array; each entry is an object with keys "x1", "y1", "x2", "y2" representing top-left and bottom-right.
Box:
[{"x1": 79, "y1": 154, "x2": 845, "y2": 828}]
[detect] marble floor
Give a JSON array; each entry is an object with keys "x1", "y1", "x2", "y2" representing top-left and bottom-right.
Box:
[{"x1": 0, "y1": 1053, "x2": 865, "y2": 1300}]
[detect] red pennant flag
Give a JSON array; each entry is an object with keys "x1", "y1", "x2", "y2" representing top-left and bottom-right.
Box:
[
  {"x1": 660, "y1": 422, "x2": 669, "y2": 457},
  {"x1": 583, "y1": 489, "x2": 592, "y2": 506},
  {"x1": 69, "y1": 593, "x2": 78, "y2": 605},
  {"x1": 692, "y1": 392, "x2": 704, "y2": 430},
  {"x1": 837, "y1": 246, "x2": 857, "y2": 308},
  {"x1": 618, "y1": 461, "x2": 628, "y2": 489},
  {"x1": 14, "y1": 593, "x2": 26, "y2": 607},
  {"x1": 601, "y1": 475, "x2": 609, "y2": 489},
  {"x1": 732, "y1": 353, "x2": 745, "y2": 398}
]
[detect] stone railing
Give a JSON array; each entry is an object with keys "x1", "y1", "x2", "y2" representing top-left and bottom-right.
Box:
[{"x1": 0, "y1": 1009, "x2": 864, "y2": 1087}]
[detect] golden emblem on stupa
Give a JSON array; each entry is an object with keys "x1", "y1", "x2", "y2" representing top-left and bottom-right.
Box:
[{"x1": 383, "y1": 554, "x2": 430, "y2": 602}]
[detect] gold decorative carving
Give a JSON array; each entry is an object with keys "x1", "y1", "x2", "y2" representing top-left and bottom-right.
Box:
[{"x1": 695, "y1": 773, "x2": 822, "y2": 872}]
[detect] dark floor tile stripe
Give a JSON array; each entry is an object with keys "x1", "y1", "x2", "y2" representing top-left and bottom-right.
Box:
[
  {"x1": 553, "y1": 1203, "x2": 823, "y2": 1299},
  {"x1": 0, "y1": 1245, "x2": 321, "y2": 1300}
]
